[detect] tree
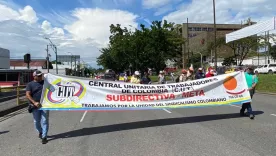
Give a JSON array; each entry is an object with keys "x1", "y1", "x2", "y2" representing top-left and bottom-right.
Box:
[
  {"x1": 270, "y1": 45, "x2": 276, "y2": 60},
  {"x1": 208, "y1": 36, "x2": 261, "y2": 66},
  {"x1": 222, "y1": 56, "x2": 236, "y2": 66},
  {"x1": 97, "y1": 20, "x2": 184, "y2": 73}
]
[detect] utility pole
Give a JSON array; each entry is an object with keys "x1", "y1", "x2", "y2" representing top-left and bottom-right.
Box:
[
  {"x1": 74, "y1": 56, "x2": 77, "y2": 76},
  {"x1": 213, "y1": 0, "x2": 217, "y2": 70},
  {"x1": 44, "y1": 37, "x2": 58, "y2": 74},
  {"x1": 70, "y1": 55, "x2": 72, "y2": 72},
  {"x1": 55, "y1": 46, "x2": 58, "y2": 74},
  {"x1": 46, "y1": 45, "x2": 49, "y2": 73},
  {"x1": 187, "y1": 18, "x2": 190, "y2": 64},
  {"x1": 182, "y1": 23, "x2": 185, "y2": 69}
]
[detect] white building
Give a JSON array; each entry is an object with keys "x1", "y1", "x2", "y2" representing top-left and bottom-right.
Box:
[{"x1": 213, "y1": 56, "x2": 276, "y2": 67}]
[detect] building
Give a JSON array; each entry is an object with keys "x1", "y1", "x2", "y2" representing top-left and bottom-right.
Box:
[
  {"x1": 211, "y1": 56, "x2": 276, "y2": 67},
  {"x1": 0, "y1": 47, "x2": 10, "y2": 69},
  {"x1": 177, "y1": 21, "x2": 256, "y2": 61},
  {"x1": 10, "y1": 59, "x2": 69, "y2": 75},
  {"x1": 0, "y1": 69, "x2": 35, "y2": 87}
]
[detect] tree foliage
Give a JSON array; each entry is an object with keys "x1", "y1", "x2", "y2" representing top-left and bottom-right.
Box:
[
  {"x1": 222, "y1": 56, "x2": 236, "y2": 66},
  {"x1": 270, "y1": 45, "x2": 276, "y2": 60},
  {"x1": 209, "y1": 35, "x2": 266, "y2": 66},
  {"x1": 97, "y1": 20, "x2": 184, "y2": 73}
]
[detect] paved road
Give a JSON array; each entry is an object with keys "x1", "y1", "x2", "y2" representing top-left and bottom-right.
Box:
[{"x1": 0, "y1": 93, "x2": 276, "y2": 156}]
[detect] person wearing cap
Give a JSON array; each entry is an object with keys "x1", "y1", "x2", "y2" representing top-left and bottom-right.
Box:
[
  {"x1": 130, "y1": 71, "x2": 141, "y2": 84},
  {"x1": 206, "y1": 69, "x2": 215, "y2": 78},
  {"x1": 158, "y1": 71, "x2": 166, "y2": 84},
  {"x1": 186, "y1": 67, "x2": 195, "y2": 81},
  {"x1": 240, "y1": 67, "x2": 257, "y2": 119},
  {"x1": 26, "y1": 70, "x2": 49, "y2": 144},
  {"x1": 179, "y1": 69, "x2": 187, "y2": 82},
  {"x1": 195, "y1": 68, "x2": 206, "y2": 79}
]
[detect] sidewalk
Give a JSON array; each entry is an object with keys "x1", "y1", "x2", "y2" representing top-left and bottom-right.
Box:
[{"x1": 0, "y1": 97, "x2": 28, "y2": 117}]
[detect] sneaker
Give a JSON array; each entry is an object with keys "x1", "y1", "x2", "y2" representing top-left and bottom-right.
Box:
[
  {"x1": 249, "y1": 114, "x2": 255, "y2": 120},
  {"x1": 42, "y1": 138, "x2": 48, "y2": 144},
  {"x1": 39, "y1": 133, "x2": 42, "y2": 139}
]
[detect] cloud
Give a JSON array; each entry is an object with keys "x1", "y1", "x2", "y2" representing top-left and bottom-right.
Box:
[
  {"x1": 163, "y1": 0, "x2": 276, "y2": 24},
  {"x1": 18, "y1": 5, "x2": 38, "y2": 23},
  {"x1": 142, "y1": 0, "x2": 171, "y2": 9},
  {"x1": 0, "y1": 4, "x2": 38, "y2": 23},
  {"x1": 41, "y1": 20, "x2": 65, "y2": 39},
  {"x1": 64, "y1": 8, "x2": 138, "y2": 48},
  {"x1": 0, "y1": 3, "x2": 139, "y2": 68},
  {"x1": 154, "y1": 5, "x2": 174, "y2": 16}
]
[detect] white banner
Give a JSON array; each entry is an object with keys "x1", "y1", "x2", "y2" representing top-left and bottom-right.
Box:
[
  {"x1": 40, "y1": 72, "x2": 251, "y2": 111},
  {"x1": 226, "y1": 17, "x2": 276, "y2": 43}
]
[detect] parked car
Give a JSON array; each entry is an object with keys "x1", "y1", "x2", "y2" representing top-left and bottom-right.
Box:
[{"x1": 254, "y1": 64, "x2": 276, "y2": 74}]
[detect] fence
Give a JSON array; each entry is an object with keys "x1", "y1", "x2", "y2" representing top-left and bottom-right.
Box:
[{"x1": 0, "y1": 85, "x2": 27, "y2": 105}]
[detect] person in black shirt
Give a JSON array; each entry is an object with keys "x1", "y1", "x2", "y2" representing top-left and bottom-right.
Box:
[
  {"x1": 195, "y1": 68, "x2": 206, "y2": 79},
  {"x1": 26, "y1": 70, "x2": 49, "y2": 144}
]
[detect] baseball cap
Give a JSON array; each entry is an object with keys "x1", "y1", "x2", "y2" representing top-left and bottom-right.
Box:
[
  {"x1": 198, "y1": 68, "x2": 203, "y2": 71},
  {"x1": 33, "y1": 70, "x2": 43, "y2": 77},
  {"x1": 134, "y1": 71, "x2": 140, "y2": 75}
]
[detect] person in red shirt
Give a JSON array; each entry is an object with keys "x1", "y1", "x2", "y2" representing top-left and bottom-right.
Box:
[{"x1": 206, "y1": 69, "x2": 215, "y2": 78}]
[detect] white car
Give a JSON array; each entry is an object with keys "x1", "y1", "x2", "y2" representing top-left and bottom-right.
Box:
[{"x1": 254, "y1": 64, "x2": 276, "y2": 74}]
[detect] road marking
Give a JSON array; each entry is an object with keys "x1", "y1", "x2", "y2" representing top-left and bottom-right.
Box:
[
  {"x1": 271, "y1": 114, "x2": 276, "y2": 117},
  {"x1": 163, "y1": 108, "x2": 172, "y2": 113},
  {"x1": 230, "y1": 104, "x2": 241, "y2": 108},
  {"x1": 80, "y1": 111, "x2": 87, "y2": 122}
]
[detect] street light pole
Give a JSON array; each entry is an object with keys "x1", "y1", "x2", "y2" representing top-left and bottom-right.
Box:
[
  {"x1": 44, "y1": 37, "x2": 58, "y2": 74},
  {"x1": 46, "y1": 45, "x2": 49, "y2": 73},
  {"x1": 67, "y1": 52, "x2": 73, "y2": 75},
  {"x1": 55, "y1": 46, "x2": 58, "y2": 74},
  {"x1": 213, "y1": 0, "x2": 217, "y2": 70}
]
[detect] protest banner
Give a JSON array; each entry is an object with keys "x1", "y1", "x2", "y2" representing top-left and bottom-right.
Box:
[{"x1": 40, "y1": 72, "x2": 251, "y2": 111}]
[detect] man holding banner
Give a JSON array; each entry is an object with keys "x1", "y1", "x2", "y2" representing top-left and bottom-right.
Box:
[
  {"x1": 240, "y1": 67, "x2": 257, "y2": 119},
  {"x1": 26, "y1": 70, "x2": 49, "y2": 144}
]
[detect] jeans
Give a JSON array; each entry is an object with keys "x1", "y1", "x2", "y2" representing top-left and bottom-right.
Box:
[
  {"x1": 241, "y1": 103, "x2": 253, "y2": 115},
  {"x1": 32, "y1": 109, "x2": 49, "y2": 138},
  {"x1": 240, "y1": 89, "x2": 255, "y2": 115}
]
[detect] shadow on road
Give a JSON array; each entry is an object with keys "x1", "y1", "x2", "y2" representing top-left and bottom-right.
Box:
[
  {"x1": 48, "y1": 111, "x2": 264, "y2": 141},
  {"x1": 0, "y1": 131, "x2": 9, "y2": 135}
]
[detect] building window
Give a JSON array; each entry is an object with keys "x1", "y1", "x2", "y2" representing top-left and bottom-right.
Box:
[
  {"x1": 208, "y1": 28, "x2": 214, "y2": 31},
  {"x1": 188, "y1": 27, "x2": 193, "y2": 31},
  {"x1": 202, "y1": 28, "x2": 208, "y2": 31},
  {"x1": 195, "y1": 27, "x2": 202, "y2": 31},
  {"x1": 188, "y1": 33, "x2": 197, "y2": 38}
]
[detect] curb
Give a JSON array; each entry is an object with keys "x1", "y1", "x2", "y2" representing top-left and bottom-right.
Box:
[
  {"x1": 256, "y1": 91, "x2": 276, "y2": 96},
  {"x1": 0, "y1": 103, "x2": 28, "y2": 117}
]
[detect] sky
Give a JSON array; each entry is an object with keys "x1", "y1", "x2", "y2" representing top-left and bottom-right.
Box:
[{"x1": 0, "y1": 0, "x2": 276, "y2": 68}]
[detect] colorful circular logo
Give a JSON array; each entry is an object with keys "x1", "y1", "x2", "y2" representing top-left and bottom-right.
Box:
[
  {"x1": 223, "y1": 76, "x2": 245, "y2": 95},
  {"x1": 46, "y1": 79, "x2": 86, "y2": 104}
]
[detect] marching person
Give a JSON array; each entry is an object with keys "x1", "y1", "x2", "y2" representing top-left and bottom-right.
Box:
[
  {"x1": 130, "y1": 71, "x2": 141, "y2": 84},
  {"x1": 141, "y1": 72, "x2": 152, "y2": 84},
  {"x1": 206, "y1": 69, "x2": 215, "y2": 78},
  {"x1": 195, "y1": 68, "x2": 205, "y2": 79},
  {"x1": 179, "y1": 69, "x2": 187, "y2": 82},
  {"x1": 158, "y1": 71, "x2": 166, "y2": 84},
  {"x1": 26, "y1": 70, "x2": 49, "y2": 144},
  {"x1": 186, "y1": 67, "x2": 195, "y2": 81},
  {"x1": 240, "y1": 67, "x2": 258, "y2": 119}
]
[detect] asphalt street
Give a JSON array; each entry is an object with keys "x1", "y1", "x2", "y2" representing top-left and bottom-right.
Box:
[{"x1": 0, "y1": 93, "x2": 276, "y2": 156}]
